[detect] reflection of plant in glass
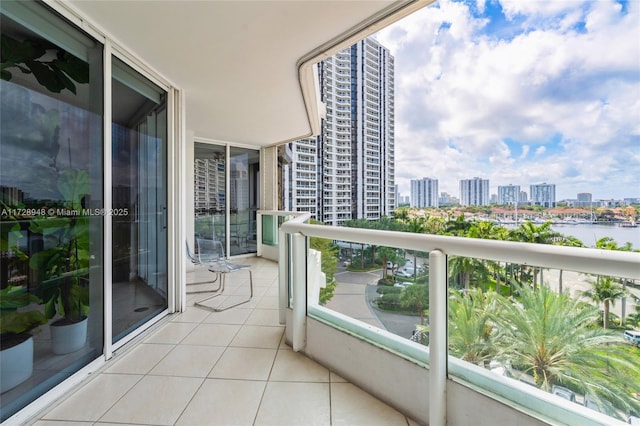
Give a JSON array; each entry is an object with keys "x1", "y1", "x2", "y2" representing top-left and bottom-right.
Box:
[
  {"x1": 2, "y1": 34, "x2": 93, "y2": 324},
  {"x1": 0, "y1": 286, "x2": 47, "y2": 349},
  {"x1": 31, "y1": 169, "x2": 90, "y2": 323},
  {"x1": 1, "y1": 34, "x2": 89, "y2": 94}
]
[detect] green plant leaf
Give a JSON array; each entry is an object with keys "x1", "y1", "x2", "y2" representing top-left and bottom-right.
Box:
[
  {"x1": 0, "y1": 310, "x2": 48, "y2": 334},
  {"x1": 0, "y1": 286, "x2": 40, "y2": 309},
  {"x1": 57, "y1": 169, "x2": 89, "y2": 210}
]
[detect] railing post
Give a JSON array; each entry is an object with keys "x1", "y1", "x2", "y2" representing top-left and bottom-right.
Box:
[
  {"x1": 278, "y1": 226, "x2": 287, "y2": 325},
  {"x1": 429, "y1": 249, "x2": 447, "y2": 426},
  {"x1": 291, "y1": 232, "x2": 307, "y2": 351},
  {"x1": 256, "y1": 211, "x2": 262, "y2": 257}
]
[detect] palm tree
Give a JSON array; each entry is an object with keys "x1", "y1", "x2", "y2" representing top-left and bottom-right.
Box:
[
  {"x1": 492, "y1": 283, "x2": 639, "y2": 419},
  {"x1": 553, "y1": 235, "x2": 584, "y2": 294},
  {"x1": 581, "y1": 275, "x2": 627, "y2": 329},
  {"x1": 595, "y1": 237, "x2": 636, "y2": 324},
  {"x1": 448, "y1": 256, "x2": 489, "y2": 291},
  {"x1": 393, "y1": 207, "x2": 410, "y2": 223},
  {"x1": 377, "y1": 246, "x2": 398, "y2": 279},
  {"x1": 399, "y1": 284, "x2": 429, "y2": 325},
  {"x1": 405, "y1": 216, "x2": 427, "y2": 234},
  {"x1": 448, "y1": 288, "x2": 497, "y2": 365},
  {"x1": 444, "y1": 214, "x2": 472, "y2": 236},
  {"x1": 508, "y1": 221, "x2": 562, "y2": 289}
]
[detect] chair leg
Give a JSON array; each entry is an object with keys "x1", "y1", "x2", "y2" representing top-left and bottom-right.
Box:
[
  {"x1": 195, "y1": 270, "x2": 253, "y2": 312},
  {"x1": 186, "y1": 273, "x2": 222, "y2": 294}
]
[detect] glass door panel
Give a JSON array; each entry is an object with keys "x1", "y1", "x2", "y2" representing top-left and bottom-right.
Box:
[
  {"x1": 229, "y1": 147, "x2": 259, "y2": 256},
  {"x1": 194, "y1": 143, "x2": 226, "y2": 245},
  {"x1": 0, "y1": 1, "x2": 103, "y2": 420},
  {"x1": 111, "y1": 57, "x2": 167, "y2": 342}
]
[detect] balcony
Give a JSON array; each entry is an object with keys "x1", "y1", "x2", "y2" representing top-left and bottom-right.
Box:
[
  {"x1": 9, "y1": 219, "x2": 635, "y2": 426},
  {"x1": 29, "y1": 256, "x2": 416, "y2": 425}
]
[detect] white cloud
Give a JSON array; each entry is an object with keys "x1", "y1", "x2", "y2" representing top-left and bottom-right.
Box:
[{"x1": 377, "y1": 0, "x2": 640, "y2": 200}]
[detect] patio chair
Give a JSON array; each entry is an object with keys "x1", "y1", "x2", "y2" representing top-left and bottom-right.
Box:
[
  {"x1": 185, "y1": 240, "x2": 222, "y2": 293},
  {"x1": 193, "y1": 238, "x2": 253, "y2": 312}
]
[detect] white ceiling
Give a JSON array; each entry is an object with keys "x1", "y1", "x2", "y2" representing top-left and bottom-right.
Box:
[{"x1": 66, "y1": 0, "x2": 427, "y2": 147}]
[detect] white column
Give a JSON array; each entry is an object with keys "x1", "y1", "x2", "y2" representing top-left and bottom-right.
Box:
[
  {"x1": 260, "y1": 146, "x2": 278, "y2": 211},
  {"x1": 429, "y1": 249, "x2": 447, "y2": 426}
]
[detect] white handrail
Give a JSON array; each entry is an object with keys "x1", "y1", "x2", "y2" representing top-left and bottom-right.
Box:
[{"x1": 280, "y1": 222, "x2": 640, "y2": 280}]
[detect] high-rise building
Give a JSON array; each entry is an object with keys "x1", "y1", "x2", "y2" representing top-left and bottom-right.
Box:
[
  {"x1": 439, "y1": 192, "x2": 459, "y2": 205},
  {"x1": 283, "y1": 138, "x2": 318, "y2": 217},
  {"x1": 498, "y1": 184, "x2": 521, "y2": 205},
  {"x1": 285, "y1": 37, "x2": 395, "y2": 226},
  {"x1": 577, "y1": 193, "x2": 592, "y2": 202},
  {"x1": 410, "y1": 177, "x2": 439, "y2": 208},
  {"x1": 460, "y1": 177, "x2": 490, "y2": 206},
  {"x1": 194, "y1": 155, "x2": 225, "y2": 214},
  {"x1": 574, "y1": 192, "x2": 593, "y2": 207},
  {"x1": 530, "y1": 183, "x2": 556, "y2": 207}
]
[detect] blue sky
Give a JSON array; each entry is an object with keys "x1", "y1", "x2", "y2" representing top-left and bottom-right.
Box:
[{"x1": 377, "y1": 0, "x2": 640, "y2": 201}]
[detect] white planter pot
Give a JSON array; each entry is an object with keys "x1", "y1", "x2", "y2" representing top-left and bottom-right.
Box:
[
  {"x1": 50, "y1": 317, "x2": 88, "y2": 355},
  {"x1": 0, "y1": 335, "x2": 33, "y2": 393}
]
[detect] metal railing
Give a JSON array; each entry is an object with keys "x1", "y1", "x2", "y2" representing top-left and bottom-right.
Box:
[{"x1": 278, "y1": 220, "x2": 640, "y2": 426}]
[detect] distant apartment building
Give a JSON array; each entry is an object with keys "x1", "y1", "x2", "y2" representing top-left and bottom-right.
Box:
[
  {"x1": 395, "y1": 185, "x2": 410, "y2": 207},
  {"x1": 460, "y1": 177, "x2": 490, "y2": 206},
  {"x1": 439, "y1": 192, "x2": 459, "y2": 205},
  {"x1": 573, "y1": 192, "x2": 594, "y2": 207},
  {"x1": 194, "y1": 156, "x2": 225, "y2": 214},
  {"x1": 498, "y1": 184, "x2": 521, "y2": 205},
  {"x1": 577, "y1": 193, "x2": 592, "y2": 203},
  {"x1": 0, "y1": 185, "x2": 25, "y2": 205},
  {"x1": 284, "y1": 37, "x2": 395, "y2": 226},
  {"x1": 410, "y1": 177, "x2": 439, "y2": 208},
  {"x1": 530, "y1": 183, "x2": 556, "y2": 207},
  {"x1": 283, "y1": 138, "x2": 318, "y2": 217}
]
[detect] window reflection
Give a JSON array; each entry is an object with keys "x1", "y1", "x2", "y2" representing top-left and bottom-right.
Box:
[
  {"x1": 0, "y1": 2, "x2": 103, "y2": 420},
  {"x1": 111, "y1": 57, "x2": 168, "y2": 342}
]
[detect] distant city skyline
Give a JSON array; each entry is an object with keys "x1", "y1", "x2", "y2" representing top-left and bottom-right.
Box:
[
  {"x1": 376, "y1": 0, "x2": 640, "y2": 201},
  {"x1": 396, "y1": 175, "x2": 638, "y2": 204}
]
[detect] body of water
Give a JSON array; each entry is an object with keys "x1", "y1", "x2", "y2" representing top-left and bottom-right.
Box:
[{"x1": 550, "y1": 223, "x2": 640, "y2": 249}]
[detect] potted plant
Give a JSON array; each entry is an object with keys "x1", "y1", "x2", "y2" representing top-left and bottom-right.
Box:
[{"x1": 0, "y1": 285, "x2": 48, "y2": 392}]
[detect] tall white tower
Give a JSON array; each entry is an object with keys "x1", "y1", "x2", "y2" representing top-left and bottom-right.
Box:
[
  {"x1": 287, "y1": 37, "x2": 395, "y2": 226},
  {"x1": 460, "y1": 177, "x2": 490, "y2": 206},
  {"x1": 411, "y1": 177, "x2": 439, "y2": 208},
  {"x1": 530, "y1": 183, "x2": 556, "y2": 207}
]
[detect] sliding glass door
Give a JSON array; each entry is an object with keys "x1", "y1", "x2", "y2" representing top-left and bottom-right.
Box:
[
  {"x1": 0, "y1": 1, "x2": 103, "y2": 420},
  {"x1": 194, "y1": 143, "x2": 259, "y2": 256},
  {"x1": 111, "y1": 57, "x2": 168, "y2": 342},
  {"x1": 229, "y1": 147, "x2": 259, "y2": 256}
]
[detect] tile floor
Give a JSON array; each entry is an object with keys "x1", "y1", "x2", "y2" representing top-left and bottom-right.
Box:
[{"x1": 30, "y1": 257, "x2": 418, "y2": 426}]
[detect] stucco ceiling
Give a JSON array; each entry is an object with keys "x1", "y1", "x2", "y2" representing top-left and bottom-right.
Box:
[{"x1": 66, "y1": 0, "x2": 427, "y2": 147}]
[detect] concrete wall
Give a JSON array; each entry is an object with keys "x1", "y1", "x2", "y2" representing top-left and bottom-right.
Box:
[{"x1": 297, "y1": 316, "x2": 549, "y2": 426}]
